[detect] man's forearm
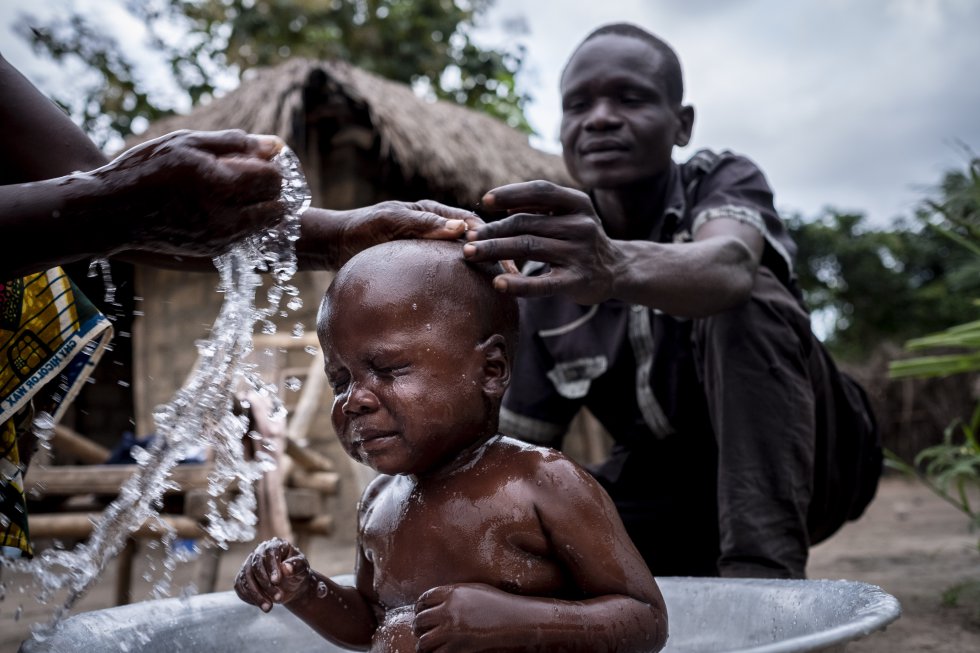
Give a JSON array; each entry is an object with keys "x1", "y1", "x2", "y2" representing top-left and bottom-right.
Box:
[{"x1": 610, "y1": 236, "x2": 758, "y2": 318}]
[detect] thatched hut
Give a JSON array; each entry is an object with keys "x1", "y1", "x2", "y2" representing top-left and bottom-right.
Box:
[
  {"x1": 135, "y1": 57, "x2": 574, "y2": 210},
  {"x1": 124, "y1": 57, "x2": 571, "y2": 431},
  {"x1": 58, "y1": 59, "x2": 574, "y2": 535}
]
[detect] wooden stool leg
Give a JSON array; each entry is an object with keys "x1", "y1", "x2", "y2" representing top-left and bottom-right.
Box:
[
  {"x1": 198, "y1": 546, "x2": 222, "y2": 593},
  {"x1": 295, "y1": 528, "x2": 311, "y2": 554},
  {"x1": 115, "y1": 537, "x2": 138, "y2": 606}
]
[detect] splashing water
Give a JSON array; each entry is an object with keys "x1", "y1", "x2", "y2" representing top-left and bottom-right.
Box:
[
  {"x1": 87, "y1": 258, "x2": 116, "y2": 305},
  {"x1": 8, "y1": 146, "x2": 312, "y2": 636}
]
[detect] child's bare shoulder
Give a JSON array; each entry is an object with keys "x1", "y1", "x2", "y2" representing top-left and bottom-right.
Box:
[
  {"x1": 489, "y1": 436, "x2": 597, "y2": 490},
  {"x1": 488, "y1": 437, "x2": 619, "y2": 527},
  {"x1": 357, "y1": 474, "x2": 407, "y2": 514}
]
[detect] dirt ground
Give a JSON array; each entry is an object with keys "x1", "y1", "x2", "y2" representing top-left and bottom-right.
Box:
[
  {"x1": 2, "y1": 475, "x2": 978, "y2": 652},
  {"x1": 806, "y1": 476, "x2": 980, "y2": 652}
]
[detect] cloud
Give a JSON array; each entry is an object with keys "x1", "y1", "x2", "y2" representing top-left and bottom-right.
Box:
[{"x1": 480, "y1": 0, "x2": 980, "y2": 224}]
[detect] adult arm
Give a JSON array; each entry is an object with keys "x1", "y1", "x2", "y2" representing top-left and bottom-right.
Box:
[
  {"x1": 463, "y1": 180, "x2": 764, "y2": 318},
  {"x1": 294, "y1": 200, "x2": 483, "y2": 271},
  {"x1": 412, "y1": 456, "x2": 667, "y2": 653},
  {"x1": 0, "y1": 52, "x2": 107, "y2": 181},
  {"x1": 2, "y1": 53, "x2": 487, "y2": 277},
  {"x1": 1, "y1": 53, "x2": 284, "y2": 278},
  {"x1": 0, "y1": 128, "x2": 285, "y2": 278},
  {"x1": 112, "y1": 199, "x2": 486, "y2": 273}
]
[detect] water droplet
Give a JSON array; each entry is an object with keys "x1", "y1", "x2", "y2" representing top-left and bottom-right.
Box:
[
  {"x1": 284, "y1": 376, "x2": 303, "y2": 392},
  {"x1": 32, "y1": 412, "x2": 55, "y2": 443},
  {"x1": 266, "y1": 285, "x2": 284, "y2": 306}
]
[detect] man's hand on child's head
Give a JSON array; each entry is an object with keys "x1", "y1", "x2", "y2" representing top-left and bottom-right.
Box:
[
  {"x1": 465, "y1": 181, "x2": 617, "y2": 303},
  {"x1": 235, "y1": 537, "x2": 311, "y2": 613}
]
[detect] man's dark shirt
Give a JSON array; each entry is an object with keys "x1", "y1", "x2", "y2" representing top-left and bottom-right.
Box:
[{"x1": 499, "y1": 149, "x2": 873, "y2": 577}]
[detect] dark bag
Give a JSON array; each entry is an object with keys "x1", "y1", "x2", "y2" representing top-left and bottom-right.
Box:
[{"x1": 807, "y1": 360, "x2": 883, "y2": 545}]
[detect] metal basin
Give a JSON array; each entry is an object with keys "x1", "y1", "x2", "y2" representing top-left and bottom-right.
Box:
[{"x1": 19, "y1": 575, "x2": 900, "y2": 652}]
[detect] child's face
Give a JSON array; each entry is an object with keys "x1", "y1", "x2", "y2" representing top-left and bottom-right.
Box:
[{"x1": 319, "y1": 280, "x2": 494, "y2": 477}]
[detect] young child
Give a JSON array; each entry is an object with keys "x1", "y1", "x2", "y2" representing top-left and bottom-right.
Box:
[{"x1": 234, "y1": 240, "x2": 668, "y2": 653}]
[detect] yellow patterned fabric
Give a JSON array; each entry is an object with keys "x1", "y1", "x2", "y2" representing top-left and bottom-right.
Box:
[{"x1": 0, "y1": 268, "x2": 112, "y2": 558}]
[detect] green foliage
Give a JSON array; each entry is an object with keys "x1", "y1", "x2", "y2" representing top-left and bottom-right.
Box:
[
  {"x1": 787, "y1": 162, "x2": 980, "y2": 361},
  {"x1": 888, "y1": 313, "x2": 980, "y2": 378},
  {"x1": 18, "y1": 13, "x2": 176, "y2": 145},
  {"x1": 884, "y1": 155, "x2": 980, "y2": 549},
  {"x1": 941, "y1": 579, "x2": 980, "y2": 612},
  {"x1": 16, "y1": 0, "x2": 530, "y2": 148},
  {"x1": 888, "y1": 157, "x2": 980, "y2": 379},
  {"x1": 884, "y1": 405, "x2": 980, "y2": 540}
]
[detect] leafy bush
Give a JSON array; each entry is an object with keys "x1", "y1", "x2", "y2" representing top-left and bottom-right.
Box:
[{"x1": 888, "y1": 156, "x2": 980, "y2": 546}]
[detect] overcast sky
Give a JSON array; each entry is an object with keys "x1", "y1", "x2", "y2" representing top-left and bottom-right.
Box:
[
  {"x1": 476, "y1": 0, "x2": 980, "y2": 225},
  {"x1": 3, "y1": 0, "x2": 979, "y2": 226}
]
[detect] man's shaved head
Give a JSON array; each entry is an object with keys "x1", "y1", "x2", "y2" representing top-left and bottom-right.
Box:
[{"x1": 565, "y1": 22, "x2": 684, "y2": 105}]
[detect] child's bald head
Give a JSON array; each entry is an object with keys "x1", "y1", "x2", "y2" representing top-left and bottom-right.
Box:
[{"x1": 318, "y1": 240, "x2": 519, "y2": 360}]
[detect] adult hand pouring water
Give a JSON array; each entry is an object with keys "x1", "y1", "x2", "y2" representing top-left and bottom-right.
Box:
[{"x1": 1, "y1": 51, "x2": 475, "y2": 279}]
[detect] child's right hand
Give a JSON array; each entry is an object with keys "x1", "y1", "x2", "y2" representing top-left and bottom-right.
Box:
[{"x1": 234, "y1": 537, "x2": 311, "y2": 612}]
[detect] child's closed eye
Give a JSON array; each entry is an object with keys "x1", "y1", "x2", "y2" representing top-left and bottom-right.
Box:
[
  {"x1": 372, "y1": 361, "x2": 409, "y2": 377},
  {"x1": 327, "y1": 371, "x2": 350, "y2": 393}
]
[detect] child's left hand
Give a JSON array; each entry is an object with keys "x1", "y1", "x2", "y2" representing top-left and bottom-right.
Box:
[
  {"x1": 412, "y1": 583, "x2": 520, "y2": 653},
  {"x1": 234, "y1": 537, "x2": 311, "y2": 612}
]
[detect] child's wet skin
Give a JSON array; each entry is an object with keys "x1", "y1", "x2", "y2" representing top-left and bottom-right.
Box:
[{"x1": 237, "y1": 240, "x2": 667, "y2": 653}]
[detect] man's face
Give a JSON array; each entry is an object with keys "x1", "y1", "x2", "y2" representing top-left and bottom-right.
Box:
[
  {"x1": 319, "y1": 280, "x2": 491, "y2": 477},
  {"x1": 560, "y1": 34, "x2": 692, "y2": 189}
]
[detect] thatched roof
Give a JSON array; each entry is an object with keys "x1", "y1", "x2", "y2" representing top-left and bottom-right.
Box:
[{"x1": 131, "y1": 58, "x2": 573, "y2": 205}]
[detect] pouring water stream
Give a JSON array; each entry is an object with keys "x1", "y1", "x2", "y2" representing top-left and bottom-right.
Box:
[{"x1": 5, "y1": 145, "x2": 312, "y2": 639}]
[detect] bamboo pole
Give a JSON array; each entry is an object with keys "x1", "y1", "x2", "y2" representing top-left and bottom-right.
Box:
[
  {"x1": 28, "y1": 514, "x2": 203, "y2": 539},
  {"x1": 52, "y1": 425, "x2": 111, "y2": 464},
  {"x1": 23, "y1": 464, "x2": 214, "y2": 497}
]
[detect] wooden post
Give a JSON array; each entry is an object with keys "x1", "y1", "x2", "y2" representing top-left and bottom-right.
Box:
[
  {"x1": 52, "y1": 425, "x2": 111, "y2": 464},
  {"x1": 247, "y1": 392, "x2": 293, "y2": 542},
  {"x1": 197, "y1": 546, "x2": 223, "y2": 594},
  {"x1": 115, "y1": 538, "x2": 137, "y2": 606},
  {"x1": 28, "y1": 514, "x2": 203, "y2": 539}
]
